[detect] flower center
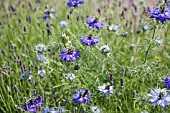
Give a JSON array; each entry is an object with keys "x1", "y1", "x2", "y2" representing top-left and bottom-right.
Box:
[
  {"x1": 67, "y1": 50, "x2": 73, "y2": 55},
  {"x1": 105, "y1": 85, "x2": 110, "y2": 90},
  {"x1": 94, "y1": 17, "x2": 98, "y2": 23},
  {"x1": 88, "y1": 36, "x2": 92, "y2": 40},
  {"x1": 158, "y1": 92, "x2": 164, "y2": 99}
]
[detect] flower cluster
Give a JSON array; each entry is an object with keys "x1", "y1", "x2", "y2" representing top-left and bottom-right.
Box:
[{"x1": 149, "y1": 8, "x2": 170, "y2": 23}]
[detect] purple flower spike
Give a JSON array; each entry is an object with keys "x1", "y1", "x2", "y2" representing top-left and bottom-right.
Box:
[
  {"x1": 60, "y1": 49, "x2": 80, "y2": 62},
  {"x1": 67, "y1": 0, "x2": 84, "y2": 7},
  {"x1": 72, "y1": 89, "x2": 91, "y2": 104},
  {"x1": 87, "y1": 16, "x2": 104, "y2": 29},
  {"x1": 80, "y1": 35, "x2": 100, "y2": 46},
  {"x1": 164, "y1": 76, "x2": 170, "y2": 89},
  {"x1": 149, "y1": 8, "x2": 170, "y2": 24}
]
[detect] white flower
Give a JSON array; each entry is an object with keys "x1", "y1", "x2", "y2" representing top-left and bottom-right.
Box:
[
  {"x1": 90, "y1": 106, "x2": 100, "y2": 113},
  {"x1": 100, "y1": 45, "x2": 110, "y2": 54},
  {"x1": 155, "y1": 38, "x2": 163, "y2": 45},
  {"x1": 35, "y1": 44, "x2": 46, "y2": 52},
  {"x1": 109, "y1": 24, "x2": 119, "y2": 32},
  {"x1": 60, "y1": 21, "x2": 67, "y2": 28},
  {"x1": 38, "y1": 70, "x2": 46, "y2": 78},
  {"x1": 66, "y1": 73, "x2": 76, "y2": 81},
  {"x1": 98, "y1": 83, "x2": 113, "y2": 96}
]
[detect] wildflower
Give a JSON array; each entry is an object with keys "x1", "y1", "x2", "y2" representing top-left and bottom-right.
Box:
[
  {"x1": 72, "y1": 89, "x2": 91, "y2": 104},
  {"x1": 148, "y1": 88, "x2": 170, "y2": 107},
  {"x1": 90, "y1": 106, "x2": 100, "y2": 113},
  {"x1": 35, "y1": 44, "x2": 46, "y2": 53},
  {"x1": 60, "y1": 34, "x2": 69, "y2": 45},
  {"x1": 98, "y1": 83, "x2": 113, "y2": 96},
  {"x1": 67, "y1": 0, "x2": 84, "y2": 7},
  {"x1": 60, "y1": 21, "x2": 67, "y2": 28},
  {"x1": 142, "y1": 24, "x2": 149, "y2": 31},
  {"x1": 155, "y1": 38, "x2": 163, "y2": 44},
  {"x1": 23, "y1": 95, "x2": 44, "y2": 112},
  {"x1": 66, "y1": 73, "x2": 76, "y2": 81},
  {"x1": 80, "y1": 35, "x2": 100, "y2": 46},
  {"x1": 36, "y1": 54, "x2": 49, "y2": 63},
  {"x1": 164, "y1": 76, "x2": 170, "y2": 89},
  {"x1": 20, "y1": 72, "x2": 31, "y2": 80},
  {"x1": 100, "y1": 45, "x2": 110, "y2": 54},
  {"x1": 108, "y1": 24, "x2": 119, "y2": 32},
  {"x1": 121, "y1": 32, "x2": 128, "y2": 37},
  {"x1": 149, "y1": 8, "x2": 170, "y2": 24},
  {"x1": 60, "y1": 49, "x2": 80, "y2": 62},
  {"x1": 43, "y1": 8, "x2": 56, "y2": 20},
  {"x1": 87, "y1": 16, "x2": 104, "y2": 29},
  {"x1": 38, "y1": 70, "x2": 46, "y2": 78},
  {"x1": 42, "y1": 107, "x2": 58, "y2": 113}
]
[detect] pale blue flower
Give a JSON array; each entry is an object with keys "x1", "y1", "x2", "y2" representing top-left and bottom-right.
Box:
[{"x1": 148, "y1": 88, "x2": 170, "y2": 107}]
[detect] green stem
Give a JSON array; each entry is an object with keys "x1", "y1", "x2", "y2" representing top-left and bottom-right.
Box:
[{"x1": 143, "y1": 26, "x2": 156, "y2": 63}]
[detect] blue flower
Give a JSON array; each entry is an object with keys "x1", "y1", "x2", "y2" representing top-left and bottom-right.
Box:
[
  {"x1": 36, "y1": 54, "x2": 49, "y2": 63},
  {"x1": 149, "y1": 8, "x2": 170, "y2": 24},
  {"x1": 72, "y1": 89, "x2": 91, "y2": 104},
  {"x1": 148, "y1": 88, "x2": 170, "y2": 107},
  {"x1": 98, "y1": 83, "x2": 113, "y2": 96},
  {"x1": 80, "y1": 35, "x2": 100, "y2": 46},
  {"x1": 42, "y1": 107, "x2": 58, "y2": 113},
  {"x1": 35, "y1": 44, "x2": 46, "y2": 53},
  {"x1": 164, "y1": 76, "x2": 170, "y2": 89},
  {"x1": 67, "y1": 0, "x2": 84, "y2": 7},
  {"x1": 23, "y1": 95, "x2": 44, "y2": 112},
  {"x1": 43, "y1": 9, "x2": 56, "y2": 20},
  {"x1": 60, "y1": 21, "x2": 68, "y2": 28},
  {"x1": 20, "y1": 72, "x2": 31, "y2": 80},
  {"x1": 87, "y1": 16, "x2": 104, "y2": 29},
  {"x1": 60, "y1": 49, "x2": 80, "y2": 62},
  {"x1": 142, "y1": 24, "x2": 149, "y2": 31}
]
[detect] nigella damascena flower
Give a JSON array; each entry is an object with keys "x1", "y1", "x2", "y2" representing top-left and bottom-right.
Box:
[
  {"x1": 98, "y1": 83, "x2": 113, "y2": 96},
  {"x1": 142, "y1": 24, "x2": 149, "y2": 31},
  {"x1": 108, "y1": 24, "x2": 119, "y2": 32},
  {"x1": 121, "y1": 32, "x2": 128, "y2": 37},
  {"x1": 67, "y1": 0, "x2": 84, "y2": 7},
  {"x1": 20, "y1": 72, "x2": 31, "y2": 80},
  {"x1": 148, "y1": 88, "x2": 170, "y2": 107},
  {"x1": 38, "y1": 70, "x2": 46, "y2": 78},
  {"x1": 164, "y1": 76, "x2": 170, "y2": 89},
  {"x1": 60, "y1": 21, "x2": 68, "y2": 28},
  {"x1": 87, "y1": 16, "x2": 104, "y2": 29},
  {"x1": 23, "y1": 95, "x2": 44, "y2": 112},
  {"x1": 149, "y1": 8, "x2": 170, "y2": 24},
  {"x1": 35, "y1": 44, "x2": 46, "y2": 53},
  {"x1": 66, "y1": 73, "x2": 76, "y2": 81},
  {"x1": 155, "y1": 38, "x2": 163, "y2": 45},
  {"x1": 80, "y1": 35, "x2": 100, "y2": 46},
  {"x1": 42, "y1": 107, "x2": 59, "y2": 113},
  {"x1": 72, "y1": 89, "x2": 91, "y2": 104},
  {"x1": 36, "y1": 54, "x2": 49, "y2": 63},
  {"x1": 100, "y1": 45, "x2": 110, "y2": 54},
  {"x1": 90, "y1": 106, "x2": 100, "y2": 113},
  {"x1": 60, "y1": 49, "x2": 80, "y2": 62},
  {"x1": 43, "y1": 8, "x2": 56, "y2": 20}
]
